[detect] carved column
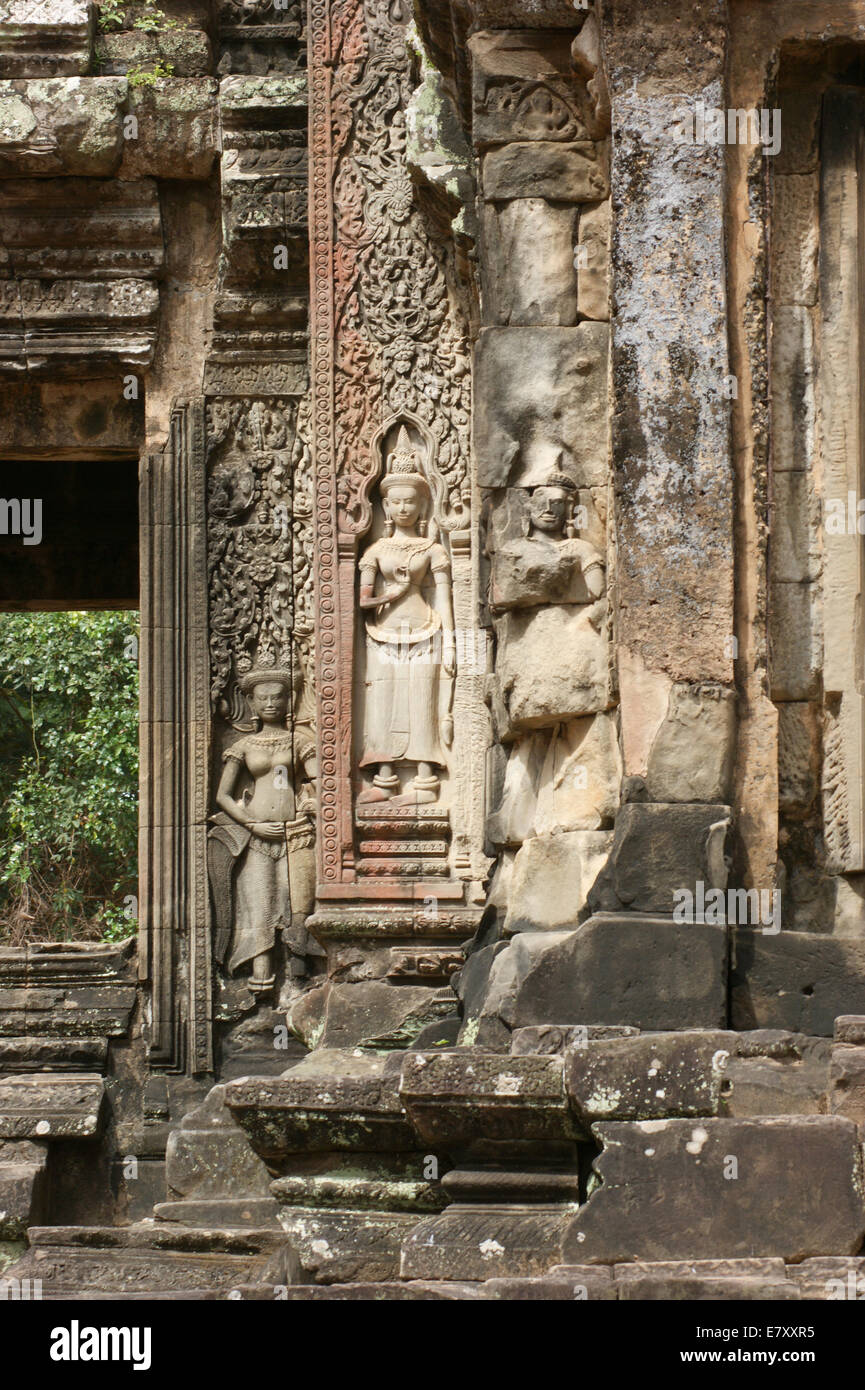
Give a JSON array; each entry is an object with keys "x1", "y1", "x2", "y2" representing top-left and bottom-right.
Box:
[{"x1": 305, "y1": 0, "x2": 488, "y2": 1042}]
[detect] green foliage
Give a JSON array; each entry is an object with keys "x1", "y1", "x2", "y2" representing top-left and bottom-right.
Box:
[
  {"x1": 97, "y1": 0, "x2": 189, "y2": 35},
  {"x1": 0, "y1": 612, "x2": 139, "y2": 944},
  {"x1": 96, "y1": 0, "x2": 126, "y2": 30},
  {"x1": 128, "y1": 59, "x2": 175, "y2": 86}
]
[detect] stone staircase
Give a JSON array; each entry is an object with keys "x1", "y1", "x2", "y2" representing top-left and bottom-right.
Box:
[{"x1": 5, "y1": 1015, "x2": 865, "y2": 1299}]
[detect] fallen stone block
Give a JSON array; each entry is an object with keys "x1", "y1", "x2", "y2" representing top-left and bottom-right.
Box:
[
  {"x1": 563, "y1": 1116, "x2": 865, "y2": 1264},
  {"x1": 731, "y1": 930, "x2": 865, "y2": 1036},
  {"x1": 288, "y1": 979, "x2": 457, "y2": 1052},
  {"x1": 566, "y1": 1031, "x2": 737, "y2": 1123}
]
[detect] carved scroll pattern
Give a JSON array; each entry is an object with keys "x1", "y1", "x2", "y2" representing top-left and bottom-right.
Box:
[
  {"x1": 328, "y1": 0, "x2": 471, "y2": 532},
  {"x1": 205, "y1": 396, "x2": 315, "y2": 712}
]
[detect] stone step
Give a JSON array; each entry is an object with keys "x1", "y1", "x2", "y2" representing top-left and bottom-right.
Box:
[
  {"x1": 2, "y1": 1224, "x2": 297, "y2": 1297},
  {"x1": 154, "y1": 1199, "x2": 280, "y2": 1229},
  {"x1": 0, "y1": 1073, "x2": 104, "y2": 1140},
  {"x1": 0, "y1": 1140, "x2": 48, "y2": 1239}
]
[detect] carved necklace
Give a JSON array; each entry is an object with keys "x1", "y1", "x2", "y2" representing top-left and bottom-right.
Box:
[
  {"x1": 248, "y1": 729, "x2": 294, "y2": 747},
  {"x1": 381, "y1": 534, "x2": 434, "y2": 551}
]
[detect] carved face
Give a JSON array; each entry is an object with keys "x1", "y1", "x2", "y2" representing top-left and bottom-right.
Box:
[
  {"x1": 529, "y1": 485, "x2": 571, "y2": 535},
  {"x1": 384, "y1": 483, "x2": 422, "y2": 528},
  {"x1": 250, "y1": 681, "x2": 290, "y2": 723}
]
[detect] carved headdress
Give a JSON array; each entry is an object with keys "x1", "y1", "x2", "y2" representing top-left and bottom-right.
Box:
[
  {"x1": 379, "y1": 426, "x2": 430, "y2": 498},
  {"x1": 237, "y1": 645, "x2": 300, "y2": 696}
]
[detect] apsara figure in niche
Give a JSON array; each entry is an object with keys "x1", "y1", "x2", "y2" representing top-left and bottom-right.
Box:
[{"x1": 357, "y1": 426, "x2": 455, "y2": 806}]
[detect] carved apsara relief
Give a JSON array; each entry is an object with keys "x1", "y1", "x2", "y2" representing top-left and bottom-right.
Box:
[{"x1": 205, "y1": 394, "x2": 320, "y2": 1001}]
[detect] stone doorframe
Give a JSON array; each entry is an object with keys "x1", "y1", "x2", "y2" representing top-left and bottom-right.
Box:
[{"x1": 139, "y1": 397, "x2": 212, "y2": 1074}]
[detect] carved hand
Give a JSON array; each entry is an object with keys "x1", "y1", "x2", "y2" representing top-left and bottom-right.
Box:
[
  {"x1": 440, "y1": 714, "x2": 454, "y2": 748},
  {"x1": 252, "y1": 821, "x2": 285, "y2": 841}
]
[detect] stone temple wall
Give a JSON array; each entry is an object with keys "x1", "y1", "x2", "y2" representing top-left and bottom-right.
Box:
[{"x1": 3, "y1": 0, "x2": 865, "y2": 1302}]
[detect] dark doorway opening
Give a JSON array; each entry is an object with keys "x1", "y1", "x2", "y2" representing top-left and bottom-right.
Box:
[{"x1": 0, "y1": 457, "x2": 138, "y2": 610}]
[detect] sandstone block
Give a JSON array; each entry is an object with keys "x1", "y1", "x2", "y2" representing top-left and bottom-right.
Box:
[
  {"x1": 120, "y1": 80, "x2": 219, "y2": 181},
  {"x1": 225, "y1": 1051, "x2": 415, "y2": 1159},
  {"x1": 510, "y1": 1024, "x2": 638, "y2": 1055},
  {"x1": 772, "y1": 174, "x2": 819, "y2": 306},
  {"x1": 645, "y1": 684, "x2": 735, "y2": 803},
  {"x1": 495, "y1": 604, "x2": 611, "y2": 729},
  {"x1": 769, "y1": 580, "x2": 821, "y2": 701},
  {"x1": 829, "y1": 1045, "x2": 865, "y2": 1133},
  {"x1": 474, "y1": 323, "x2": 609, "y2": 489},
  {"x1": 484, "y1": 914, "x2": 728, "y2": 1034},
  {"x1": 564, "y1": 1117, "x2": 865, "y2": 1263},
  {"x1": 2, "y1": 1224, "x2": 296, "y2": 1296},
  {"x1": 577, "y1": 199, "x2": 610, "y2": 321},
  {"x1": 718, "y1": 1055, "x2": 828, "y2": 1118},
  {"x1": 587, "y1": 802, "x2": 731, "y2": 916},
  {"x1": 0, "y1": 77, "x2": 126, "y2": 177},
  {"x1": 288, "y1": 979, "x2": 457, "y2": 1052},
  {"x1": 771, "y1": 304, "x2": 816, "y2": 472},
  {"x1": 401, "y1": 1207, "x2": 573, "y2": 1282},
  {"x1": 0, "y1": 1138, "x2": 47, "y2": 1239},
  {"x1": 503, "y1": 830, "x2": 613, "y2": 933},
  {"x1": 731, "y1": 929, "x2": 865, "y2": 1036},
  {"x1": 0, "y1": 1, "x2": 92, "y2": 79},
  {"x1": 836, "y1": 1015, "x2": 865, "y2": 1044},
  {"x1": 0, "y1": 1073, "x2": 104, "y2": 1139},
  {"x1": 777, "y1": 702, "x2": 820, "y2": 816},
  {"x1": 399, "y1": 1051, "x2": 580, "y2": 1145},
  {"x1": 565, "y1": 1031, "x2": 737, "y2": 1124},
  {"x1": 483, "y1": 142, "x2": 608, "y2": 202},
  {"x1": 481, "y1": 199, "x2": 578, "y2": 326}
]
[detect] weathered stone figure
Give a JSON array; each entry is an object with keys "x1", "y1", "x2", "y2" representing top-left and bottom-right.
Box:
[
  {"x1": 357, "y1": 427, "x2": 455, "y2": 805},
  {"x1": 490, "y1": 473, "x2": 605, "y2": 614},
  {"x1": 210, "y1": 664, "x2": 317, "y2": 1000}
]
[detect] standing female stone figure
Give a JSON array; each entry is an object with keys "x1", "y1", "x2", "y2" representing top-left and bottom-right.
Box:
[
  {"x1": 357, "y1": 427, "x2": 455, "y2": 805},
  {"x1": 210, "y1": 665, "x2": 318, "y2": 1000}
]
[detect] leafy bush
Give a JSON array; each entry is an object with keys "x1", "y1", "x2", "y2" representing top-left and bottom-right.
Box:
[{"x1": 0, "y1": 612, "x2": 139, "y2": 944}]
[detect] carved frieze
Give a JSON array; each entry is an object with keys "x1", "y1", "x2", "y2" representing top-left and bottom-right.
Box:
[{"x1": 206, "y1": 395, "x2": 315, "y2": 711}]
